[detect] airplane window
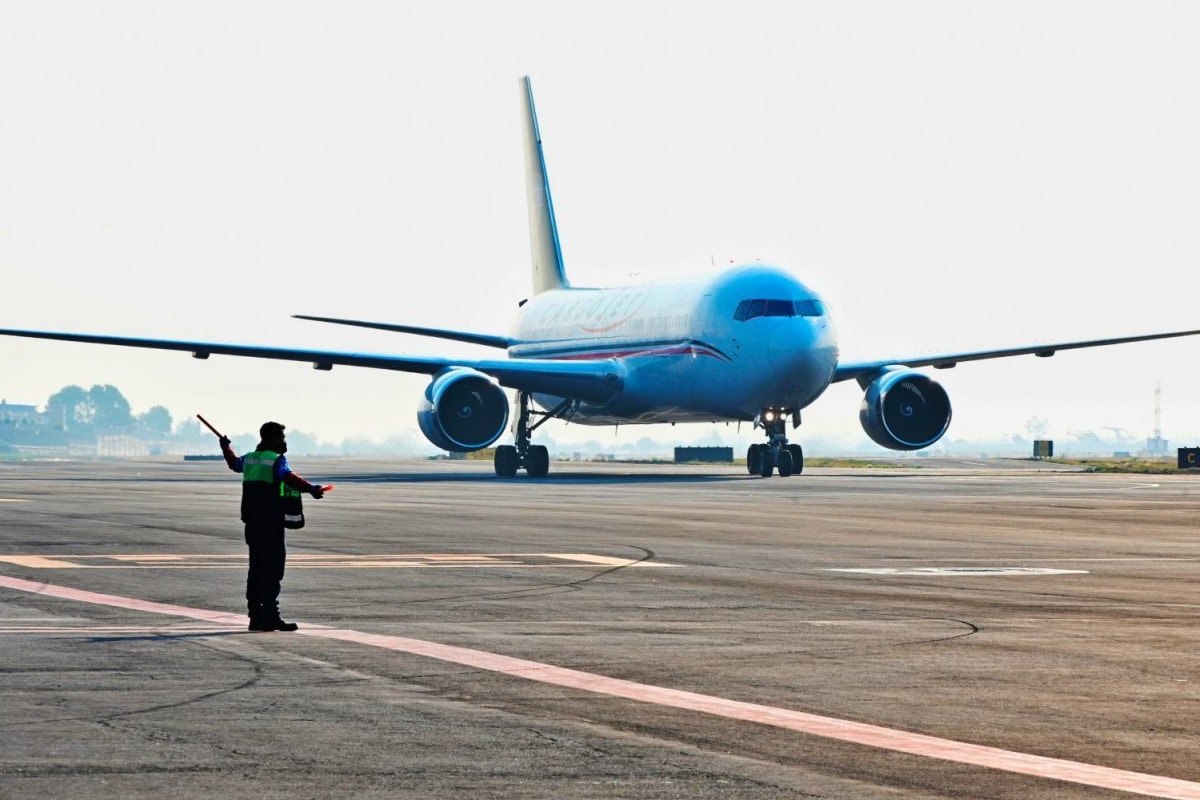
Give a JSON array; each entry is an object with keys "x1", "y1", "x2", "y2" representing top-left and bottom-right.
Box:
[
  {"x1": 734, "y1": 299, "x2": 770, "y2": 321},
  {"x1": 735, "y1": 298, "x2": 824, "y2": 321},
  {"x1": 794, "y1": 299, "x2": 825, "y2": 317},
  {"x1": 764, "y1": 299, "x2": 793, "y2": 317}
]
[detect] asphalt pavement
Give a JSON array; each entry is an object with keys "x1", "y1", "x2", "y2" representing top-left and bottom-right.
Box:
[{"x1": 2, "y1": 457, "x2": 1199, "y2": 799}]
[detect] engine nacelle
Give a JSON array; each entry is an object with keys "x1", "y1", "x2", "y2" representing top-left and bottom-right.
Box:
[
  {"x1": 416, "y1": 368, "x2": 509, "y2": 452},
  {"x1": 858, "y1": 369, "x2": 952, "y2": 451}
]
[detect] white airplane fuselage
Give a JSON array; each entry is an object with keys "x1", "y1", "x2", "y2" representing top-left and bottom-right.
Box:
[{"x1": 511, "y1": 264, "x2": 839, "y2": 424}]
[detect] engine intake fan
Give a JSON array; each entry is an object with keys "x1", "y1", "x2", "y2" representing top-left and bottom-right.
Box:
[
  {"x1": 859, "y1": 369, "x2": 952, "y2": 450},
  {"x1": 417, "y1": 368, "x2": 509, "y2": 452}
]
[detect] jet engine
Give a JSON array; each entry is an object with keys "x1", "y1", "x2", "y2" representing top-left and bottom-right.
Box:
[
  {"x1": 858, "y1": 369, "x2": 952, "y2": 451},
  {"x1": 417, "y1": 368, "x2": 509, "y2": 452}
]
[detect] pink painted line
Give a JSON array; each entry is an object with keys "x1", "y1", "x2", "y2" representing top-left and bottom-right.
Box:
[
  {"x1": 3, "y1": 574, "x2": 1199, "y2": 799},
  {"x1": 0, "y1": 575, "x2": 246, "y2": 627}
]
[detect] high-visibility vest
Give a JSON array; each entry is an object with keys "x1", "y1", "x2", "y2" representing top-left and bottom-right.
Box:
[
  {"x1": 280, "y1": 483, "x2": 305, "y2": 529},
  {"x1": 241, "y1": 450, "x2": 306, "y2": 528},
  {"x1": 241, "y1": 449, "x2": 283, "y2": 525}
]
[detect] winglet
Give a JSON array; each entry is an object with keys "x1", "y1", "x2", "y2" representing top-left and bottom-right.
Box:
[{"x1": 520, "y1": 76, "x2": 569, "y2": 294}]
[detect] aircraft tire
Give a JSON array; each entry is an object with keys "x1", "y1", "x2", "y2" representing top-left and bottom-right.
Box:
[
  {"x1": 494, "y1": 445, "x2": 519, "y2": 477},
  {"x1": 747, "y1": 444, "x2": 763, "y2": 475},
  {"x1": 788, "y1": 443, "x2": 804, "y2": 475},
  {"x1": 758, "y1": 448, "x2": 774, "y2": 478},
  {"x1": 526, "y1": 444, "x2": 550, "y2": 478},
  {"x1": 777, "y1": 448, "x2": 794, "y2": 477}
]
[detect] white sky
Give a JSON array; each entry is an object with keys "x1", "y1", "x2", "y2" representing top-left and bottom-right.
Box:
[{"x1": 4, "y1": 1, "x2": 1200, "y2": 452}]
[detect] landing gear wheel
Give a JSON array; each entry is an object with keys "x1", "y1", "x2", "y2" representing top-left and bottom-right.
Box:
[
  {"x1": 526, "y1": 444, "x2": 550, "y2": 477},
  {"x1": 788, "y1": 443, "x2": 804, "y2": 475},
  {"x1": 758, "y1": 448, "x2": 775, "y2": 478},
  {"x1": 776, "y1": 448, "x2": 794, "y2": 477},
  {"x1": 747, "y1": 444, "x2": 764, "y2": 475},
  {"x1": 494, "y1": 445, "x2": 518, "y2": 477}
]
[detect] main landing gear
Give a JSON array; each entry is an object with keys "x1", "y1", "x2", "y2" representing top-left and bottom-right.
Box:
[
  {"x1": 494, "y1": 392, "x2": 573, "y2": 478},
  {"x1": 746, "y1": 408, "x2": 804, "y2": 478}
]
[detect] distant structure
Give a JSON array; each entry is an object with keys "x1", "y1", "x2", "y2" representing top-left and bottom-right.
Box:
[
  {"x1": 0, "y1": 400, "x2": 39, "y2": 423},
  {"x1": 1146, "y1": 381, "x2": 1169, "y2": 456},
  {"x1": 675, "y1": 446, "x2": 734, "y2": 464}
]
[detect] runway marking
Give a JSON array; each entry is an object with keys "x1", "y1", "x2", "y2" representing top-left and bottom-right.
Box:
[
  {"x1": 0, "y1": 553, "x2": 677, "y2": 570},
  {"x1": 825, "y1": 567, "x2": 1090, "y2": 576},
  {"x1": 1, "y1": 576, "x2": 1198, "y2": 799},
  {"x1": 0, "y1": 555, "x2": 87, "y2": 569},
  {"x1": 0, "y1": 624, "x2": 234, "y2": 635}
]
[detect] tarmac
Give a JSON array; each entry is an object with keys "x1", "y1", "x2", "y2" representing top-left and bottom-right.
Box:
[{"x1": 2, "y1": 456, "x2": 1200, "y2": 799}]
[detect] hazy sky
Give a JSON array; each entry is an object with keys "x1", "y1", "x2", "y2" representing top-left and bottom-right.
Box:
[{"x1": 4, "y1": 2, "x2": 1200, "y2": 452}]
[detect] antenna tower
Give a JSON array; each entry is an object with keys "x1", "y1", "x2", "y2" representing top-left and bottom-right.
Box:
[
  {"x1": 1154, "y1": 381, "x2": 1162, "y2": 441},
  {"x1": 1146, "y1": 381, "x2": 1168, "y2": 455}
]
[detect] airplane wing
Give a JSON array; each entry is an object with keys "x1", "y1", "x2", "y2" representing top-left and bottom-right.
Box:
[
  {"x1": 292, "y1": 314, "x2": 514, "y2": 349},
  {"x1": 0, "y1": 328, "x2": 622, "y2": 403},
  {"x1": 832, "y1": 327, "x2": 1200, "y2": 385}
]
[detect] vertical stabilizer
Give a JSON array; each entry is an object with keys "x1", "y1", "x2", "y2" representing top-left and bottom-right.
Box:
[{"x1": 520, "y1": 76, "x2": 569, "y2": 294}]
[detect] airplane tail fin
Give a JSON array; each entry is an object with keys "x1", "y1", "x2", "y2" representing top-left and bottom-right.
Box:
[{"x1": 520, "y1": 76, "x2": 569, "y2": 294}]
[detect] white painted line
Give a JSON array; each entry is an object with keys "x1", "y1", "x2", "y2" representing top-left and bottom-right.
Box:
[
  {"x1": 1, "y1": 574, "x2": 1197, "y2": 799},
  {"x1": 825, "y1": 567, "x2": 1090, "y2": 576},
  {"x1": 0, "y1": 553, "x2": 677, "y2": 570}
]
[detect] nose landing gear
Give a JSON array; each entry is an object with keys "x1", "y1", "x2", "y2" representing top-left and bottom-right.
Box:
[{"x1": 746, "y1": 408, "x2": 804, "y2": 478}]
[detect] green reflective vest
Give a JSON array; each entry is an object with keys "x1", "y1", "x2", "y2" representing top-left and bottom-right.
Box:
[{"x1": 241, "y1": 449, "x2": 285, "y2": 525}]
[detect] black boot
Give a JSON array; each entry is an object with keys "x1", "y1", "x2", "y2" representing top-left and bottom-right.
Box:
[
  {"x1": 248, "y1": 601, "x2": 269, "y2": 632},
  {"x1": 249, "y1": 616, "x2": 298, "y2": 632}
]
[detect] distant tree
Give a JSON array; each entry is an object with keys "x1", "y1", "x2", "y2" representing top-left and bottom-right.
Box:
[
  {"x1": 44, "y1": 384, "x2": 138, "y2": 433},
  {"x1": 285, "y1": 429, "x2": 319, "y2": 455},
  {"x1": 175, "y1": 417, "x2": 203, "y2": 438},
  {"x1": 87, "y1": 384, "x2": 134, "y2": 430},
  {"x1": 45, "y1": 385, "x2": 91, "y2": 430},
  {"x1": 137, "y1": 405, "x2": 173, "y2": 437}
]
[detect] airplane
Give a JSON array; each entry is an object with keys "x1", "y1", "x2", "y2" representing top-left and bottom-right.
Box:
[{"x1": 3, "y1": 76, "x2": 1200, "y2": 478}]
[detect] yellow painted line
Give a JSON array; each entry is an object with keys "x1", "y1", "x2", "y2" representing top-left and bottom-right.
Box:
[
  {"x1": 109, "y1": 554, "x2": 189, "y2": 561},
  {"x1": 0, "y1": 556, "x2": 89, "y2": 569}
]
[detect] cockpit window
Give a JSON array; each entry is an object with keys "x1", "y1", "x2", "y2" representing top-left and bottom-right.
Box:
[
  {"x1": 793, "y1": 299, "x2": 825, "y2": 317},
  {"x1": 734, "y1": 298, "x2": 825, "y2": 321}
]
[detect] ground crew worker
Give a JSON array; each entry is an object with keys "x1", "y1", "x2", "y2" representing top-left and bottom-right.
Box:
[{"x1": 218, "y1": 421, "x2": 324, "y2": 631}]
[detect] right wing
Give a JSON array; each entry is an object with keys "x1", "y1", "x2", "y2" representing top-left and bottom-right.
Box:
[
  {"x1": 832, "y1": 327, "x2": 1200, "y2": 385},
  {"x1": 0, "y1": 328, "x2": 622, "y2": 403}
]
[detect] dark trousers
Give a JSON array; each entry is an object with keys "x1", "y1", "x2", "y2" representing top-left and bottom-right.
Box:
[{"x1": 245, "y1": 523, "x2": 286, "y2": 620}]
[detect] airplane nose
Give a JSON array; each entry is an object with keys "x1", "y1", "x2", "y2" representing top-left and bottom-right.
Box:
[{"x1": 768, "y1": 318, "x2": 814, "y2": 367}]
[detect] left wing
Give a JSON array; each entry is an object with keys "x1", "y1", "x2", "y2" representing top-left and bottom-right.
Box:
[
  {"x1": 0, "y1": 328, "x2": 622, "y2": 403},
  {"x1": 833, "y1": 327, "x2": 1200, "y2": 385},
  {"x1": 291, "y1": 314, "x2": 514, "y2": 349}
]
